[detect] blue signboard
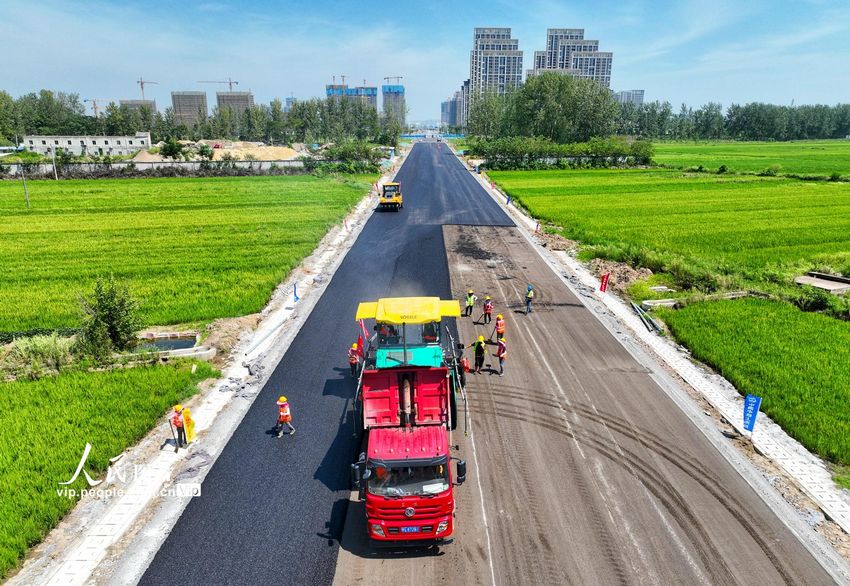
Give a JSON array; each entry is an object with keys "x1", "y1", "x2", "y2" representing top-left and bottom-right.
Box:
[{"x1": 743, "y1": 394, "x2": 762, "y2": 432}]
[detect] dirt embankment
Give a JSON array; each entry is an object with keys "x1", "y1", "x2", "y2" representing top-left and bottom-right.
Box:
[{"x1": 588, "y1": 258, "x2": 653, "y2": 294}]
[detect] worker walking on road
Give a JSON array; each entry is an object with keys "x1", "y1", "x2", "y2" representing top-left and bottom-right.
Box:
[
  {"x1": 495, "y1": 337, "x2": 507, "y2": 377},
  {"x1": 170, "y1": 405, "x2": 187, "y2": 449},
  {"x1": 482, "y1": 295, "x2": 493, "y2": 324},
  {"x1": 464, "y1": 290, "x2": 477, "y2": 317},
  {"x1": 492, "y1": 314, "x2": 506, "y2": 341},
  {"x1": 275, "y1": 396, "x2": 296, "y2": 437},
  {"x1": 468, "y1": 335, "x2": 487, "y2": 374},
  {"x1": 348, "y1": 343, "x2": 360, "y2": 378},
  {"x1": 525, "y1": 284, "x2": 535, "y2": 314}
]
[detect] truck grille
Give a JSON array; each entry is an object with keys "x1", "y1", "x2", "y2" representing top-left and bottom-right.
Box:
[{"x1": 370, "y1": 503, "x2": 444, "y2": 520}]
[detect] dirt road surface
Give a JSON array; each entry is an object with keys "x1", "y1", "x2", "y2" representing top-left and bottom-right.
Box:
[{"x1": 333, "y1": 220, "x2": 836, "y2": 584}]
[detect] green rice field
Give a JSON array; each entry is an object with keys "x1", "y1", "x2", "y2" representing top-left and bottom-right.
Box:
[
  {"x1": 491, "y1": 168, "x2": 850, "y2": 279},
  {"x1": 0, "y1": 361, "x2": 217, "y2": 578},
  {"x1": 654, "y1": 139, "x2": 850, "y2": 176},
  {"x1": 0, "y1": 174, "x2": 375, "y2": 335},
  {"x1": 660, "y1": 298, "x2": 850, "y2": 467}
]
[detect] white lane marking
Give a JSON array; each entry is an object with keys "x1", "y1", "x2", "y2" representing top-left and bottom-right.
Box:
[{"x1": 467, "y1": 412, "x2": 498, "y2": 586}]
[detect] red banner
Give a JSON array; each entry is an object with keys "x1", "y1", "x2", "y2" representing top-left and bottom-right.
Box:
[{"x1": 600, "y1": 273, "x2": 610, "y2": 293}]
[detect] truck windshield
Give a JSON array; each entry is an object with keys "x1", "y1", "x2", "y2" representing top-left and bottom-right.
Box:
[
  {"x1": 374, "y1": 322, "x2": 440, "y2": 347},
  {"x1": 383, "y1": 185, "x2": 399, "y2": 194},
  {"x1": 368, "y1": 464, "x2": 449, "y2": 497}
]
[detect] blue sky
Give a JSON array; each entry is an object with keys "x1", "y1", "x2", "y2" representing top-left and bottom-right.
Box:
[{"x1": 2, "y1": 0, "x2": 848, "y2": 121}]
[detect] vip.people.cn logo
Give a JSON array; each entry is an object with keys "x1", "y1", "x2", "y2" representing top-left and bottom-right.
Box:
[{"x1": 57, "y1": 442, "x2": 201, "y2": 499}]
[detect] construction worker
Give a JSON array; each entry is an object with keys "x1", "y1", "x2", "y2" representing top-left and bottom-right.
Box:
[
  {"x1": 493, "y1": 314, "x2": 506, "y2": 341},
  {"x1": 275, "y1": 395, "x2": 295, "y2": 437},
  {"x1": 348, "y1": 343, "x2": 360, "y2": 377},
  {"x1": 496, "y1": 337, "x2": 507, "y2": 377},
  {"x1": 482, "y1": 295, "x2": 493, "y2": 324},
  {"x1": 468, "y1": 335, "x2": 486, "y2": 374},
  {"x1": 170, "y1": 405, "x2": 187, "y2": 448},
  {"x1": 464, "y1": 289, "x2": 477, "y2": 317},
  {"x1": 526, "y1": 284, "x2": 534, "y2": 314}
]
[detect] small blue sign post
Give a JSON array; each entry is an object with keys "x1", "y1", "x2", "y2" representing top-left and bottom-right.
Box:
[
  {"x1": 293, "y1": 283, "x2": 299, "y2": 303},
  {"x1": 743, "y1": 394, "x2": 762, "y2": 433}
]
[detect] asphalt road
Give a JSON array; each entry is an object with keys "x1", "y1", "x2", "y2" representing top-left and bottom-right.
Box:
[{"x1": 140, "y1": 142, "x2": 512, "y2": 585}]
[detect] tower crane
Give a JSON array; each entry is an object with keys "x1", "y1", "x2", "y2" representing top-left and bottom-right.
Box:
[
  {"x1": 383, "y1": 76, "x2": 404, "y2": 85},
  {"x1": 197, "y1": 78, "x2": 239, "y2": 91},
  {"x1": 137, "y1": 77, "x2": 158, "y2": 100},
  {"x1": 84, "y1": 98, "x2": 115, "y2": 118}
]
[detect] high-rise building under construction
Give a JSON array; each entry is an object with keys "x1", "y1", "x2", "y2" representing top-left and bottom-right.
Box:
[
  {"x1": 216, "y1": 91, "x2": 255, "y2": 114},
  {"x1": 382, "y1": 85, "x2": 405, "y2": 126},
  {"x1": 171, "y1": 91, "x2": 208, "y2": 127}
]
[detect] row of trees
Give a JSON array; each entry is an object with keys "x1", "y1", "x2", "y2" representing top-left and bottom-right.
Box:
[
  {"x1": 615, "y1": 101, "x2": 850, "y2": 141},
  {"x1": 0, "y1": 89, "x2": 402, "y2": 147},
  {"x1": 463, "y1": 72, "x2": 850, "y2": 143},
  {"x1": 467, "y1": 73, "x2": 620, "y2": 143}
]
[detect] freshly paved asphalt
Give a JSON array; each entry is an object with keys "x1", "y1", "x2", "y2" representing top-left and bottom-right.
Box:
[{"x1": 140, "y1": 142, "x2": 512, "y2": 585}]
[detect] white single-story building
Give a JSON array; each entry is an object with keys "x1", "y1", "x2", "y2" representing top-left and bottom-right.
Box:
[{"x1": 23, "y1": 132, "x2": 151, "y2": 156}]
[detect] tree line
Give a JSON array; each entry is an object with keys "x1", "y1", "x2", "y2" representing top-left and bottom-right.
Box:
[
  {"x1": 0, "y1": 89, "x2": 402, "y2": 147},
  {"x1": 463, "y1": 71, "x2": 850, "y2": 143},
  {"x1": 616, "y1": 101, "x2": 850, "y2": 141}
]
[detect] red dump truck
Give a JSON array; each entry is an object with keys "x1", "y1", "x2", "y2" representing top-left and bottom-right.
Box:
[{"x1": 350, "y1": 297, "x2": 467, "y2": 544}]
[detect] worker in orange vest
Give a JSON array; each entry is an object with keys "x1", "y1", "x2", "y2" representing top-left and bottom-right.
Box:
[
  {"x1": 495, "y1": 337, "x2": 507, "y2": 377},
  {"x1": 170, "y1": 404, "x2": 187, "y2": 449},
  {"x1": 482, "y1": 295, "x2": 493, "y2": 324},
  {"x1": 348, "y1": 343, "x2": 360, "y2": 378},
  {"x1": 275, "y1": 396, "x2": 295, "y2": 437},
  {"x1": 492, "y1": 314, "x2": 506, "y2": 341}
]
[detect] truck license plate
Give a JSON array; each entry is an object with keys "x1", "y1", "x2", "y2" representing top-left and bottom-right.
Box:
[{"x1": 401, "y1": 526, "x2": 420, "y2": 534}]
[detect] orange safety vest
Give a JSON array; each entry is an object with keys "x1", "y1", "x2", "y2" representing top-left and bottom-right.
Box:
[
  {"x1": 348, "y1": 348, "x2": 359, "y2": 364},
  {"x1": 483, "y1": 300, "x2": 493, "y2": 314},
  {"x1": 497, "y1": 341, "x2": 507, "y2": 359},
  {"x1": 495, "y1": 319, "x2": 505, "y2": 334},
  {"x1": 170, "y1": 412, "x2": 184, "y2": 428},
  {"x1": 278, "y1": 402, "x2": 292, "y2": 423}
]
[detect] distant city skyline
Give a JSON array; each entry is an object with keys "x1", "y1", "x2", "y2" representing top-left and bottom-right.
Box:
[{"x1": 2, "y1": 0, "x2": 849, "y2": 121}]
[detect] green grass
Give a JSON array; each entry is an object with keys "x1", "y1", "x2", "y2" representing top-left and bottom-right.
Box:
[
  {"x1": 0, "y1": 361, "x2": 217, "y2": 579},
  {"x1": 655, "y1": 140, "x2": 850, "y2": 176},
  {"x1": 0, "y1": 174, "x2": 375, "y2": 335},
  {"x1": 490, "y1": 168, "x2": 850, "y2": 280},
  {"x1": 659, "y1": 299, "x2": 850, "y2": 467}
]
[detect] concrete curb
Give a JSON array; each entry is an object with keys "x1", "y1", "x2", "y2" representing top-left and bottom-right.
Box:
[
  {"x1": 458, "y1": 151, "x2": 850, "y2": 583},
  {"x1": 7, "y1": 157, "x2": 407, "y2": 586}
]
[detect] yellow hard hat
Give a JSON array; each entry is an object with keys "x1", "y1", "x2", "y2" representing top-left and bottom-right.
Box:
[
  {"x1": 497, "y1": 314, "x2": 503, "y2": 319},
  {"x1": 478, "y1": 335, "x2": 484, "y2": 342},
  {"x1": 485, "y1": 295, "x2": 491, "y2": 300},
  {"x1": 352, "y1": 343, "x2": 358, "y2": 349},
  {"x1": 173, "y1": 404, "x2": 182, "y2": 412},
  {"x1": 278, "y1": 396, "x2": 287, "y2": 403},
  {"x1": 500, "y1": 336, "x2": 506, "y2": 342},
  {"x1": 468, "y1": 289, "x2": 473, "y2": 294}
]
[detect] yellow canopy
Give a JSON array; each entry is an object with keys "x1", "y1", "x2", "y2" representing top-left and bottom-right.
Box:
[{"x1": 355, "y1": 297, "x2": 461, "y2": 324}]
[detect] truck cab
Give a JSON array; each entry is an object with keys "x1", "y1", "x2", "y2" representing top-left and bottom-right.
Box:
[
  {"x1": 380, "y1": 182, "x2": 403, "y2": 211},
  {"x1": 351, "y1": 297, "x2": 467, "y2": 544}
]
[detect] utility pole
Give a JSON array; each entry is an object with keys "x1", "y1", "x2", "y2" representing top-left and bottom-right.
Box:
[
  {"x1": 19, "y1": 159, "x2": 30, "y2": 208},
  {"x1": 339, "y1": 74, "x2": 347, "y2": 85},
  {"x1": 50, "y1": 147, "x2": 58, "y2": 180}
]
